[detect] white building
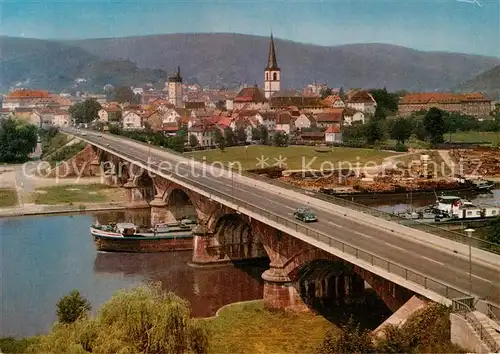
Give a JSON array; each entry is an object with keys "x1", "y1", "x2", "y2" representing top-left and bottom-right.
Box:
[
  {"x1": 325, "y1": 125, "x2": 342, "y2": 143},
  {"x1": 255, "y1": 111, "x2": 276, "y2": 132},
  {"x1": 53, "y1": 111, "x2": 70, "y2": 127},
  {"x1": 122, "y1": 110, "x2": 143, "y2": 130},
  {"x1": 264, "y1": 34, "x2": 281, "y2": 99},
  {"x1": 346, "y1": 90, "x2": 377, "y2": 115},
  {"x1": 343, "y1": 108, "x2": 365, "y2": 126},
  {"x1": 294, "y1": 113, "x2": 315, "y2": 130}
]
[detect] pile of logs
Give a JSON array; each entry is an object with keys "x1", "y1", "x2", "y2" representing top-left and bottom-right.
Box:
[{"x1": 450, "y1": 147, "x2": 500, "y2": 176}]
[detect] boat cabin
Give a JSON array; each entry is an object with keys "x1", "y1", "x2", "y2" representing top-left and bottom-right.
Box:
[{"x1": 116, "y1": 223, "x2": 138, "y2": 236}]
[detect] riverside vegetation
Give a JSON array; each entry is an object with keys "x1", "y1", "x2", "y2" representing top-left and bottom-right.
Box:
[{"x1": 0, "y1": 284, "x2": 464, "y2": 354}]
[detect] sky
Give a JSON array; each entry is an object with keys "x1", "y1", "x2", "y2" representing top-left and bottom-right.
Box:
[{"x1": 0, "y1": 0, "x2": 499, "y2": 57}]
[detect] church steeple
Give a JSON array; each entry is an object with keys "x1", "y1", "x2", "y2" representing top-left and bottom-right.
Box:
[
  {"x1": 266, "y1": 33, "x2": 279, "y2": 71},
  {"x1": 264, "y1": 33, "x2": 281, "y2": 99}
]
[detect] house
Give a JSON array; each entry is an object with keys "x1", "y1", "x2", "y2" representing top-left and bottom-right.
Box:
[
  {"x1": 255, "y1": 111, "x2": 276, "y2": 132},
  {"x1": 314, "y1": 109, "x2": 343, "y2": 128},
  {"x1": 98, "y1": 106, "x2": 122, "y2": 123},
  {"x1": 13, "y1": 107, "x2": 34, "y2": 121},
  {"x1": 31, "y1": 109, "x2": 54, "y2": 128},
  {"x1": 300, "y1": 131, "x2": 325, "y2": 142},
  {"x1": 185, "y1": 101, "x2": 206, "y2": 110},
  {"x1": 275, "y1": 111, "x2": 294, "y2": 134},
  {"x1": 2, "y1": 90, "x2": 51, "y2": 110},
  {"x1": 188, "y1": 123, "x2": 218, "y2": 147},
  {"x1": 322, "y1": 95, "x2": 345, "y2": 108},
  {"x1": 164, "y1": 108, "x2": 190, "y2": 125},
  {"x1": 122, "y1": 110, "x2": 143, "y2": 130},
  {"x1": 325, "y1": 125, "x2": 342, "y2": 143},
  {"x1": 142, "y1": 110, "x2": 163, "y2": 131},
  {"x1": 53, "y1": 110, "x2": 70, "y2": 127},
  {"x1": 398, "y1": 92, "x2": 491, "y2": 118},
  {"x1": 294, "y1": 112, "x2": 316, "y2": 130},
  {"x1": 343, "y1": 107, "x2": 365, "y2": 126},
  {"x1": 233, "y1": 87, "x2": 268, "y2": 111},
  {"x1": 346, "y1": 90, "x2": 377, "y2": 114}
]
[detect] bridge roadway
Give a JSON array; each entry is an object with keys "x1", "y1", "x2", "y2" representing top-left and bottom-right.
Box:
[{"x1": 70, "y1": 130, "x2": 500, "y2": 306}]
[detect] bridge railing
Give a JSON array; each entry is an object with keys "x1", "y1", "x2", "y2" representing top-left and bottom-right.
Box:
[
  {"x1": 87, "y1": 134, "x2": 500, "y2": 308},
  {"x1": 452, "y1": 298, "x2": 500, "y2": 352}
]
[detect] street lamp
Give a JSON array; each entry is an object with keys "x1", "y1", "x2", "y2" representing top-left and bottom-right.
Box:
[
  {"x1": 464, "y1": 228, "x2": 475, "y2": 296},
  {"x1": 229, "y1": 162, "x2": 235, "y2": 196},
  {"x1": 147, "y1": 140, "x2": 151, "y2": 163}
]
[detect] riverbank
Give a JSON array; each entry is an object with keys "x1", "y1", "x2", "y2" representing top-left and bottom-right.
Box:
[
  {"x1": 202, "y1": 300, "x2": 336, "y2": 354},
  {"x1": 0, "y1": 201, "x2": 129, "y2": 218}
]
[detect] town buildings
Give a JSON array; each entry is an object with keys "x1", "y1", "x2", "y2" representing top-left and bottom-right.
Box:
[{"x1": 398, "y1": 92, "x2": 492, "y2": 118}]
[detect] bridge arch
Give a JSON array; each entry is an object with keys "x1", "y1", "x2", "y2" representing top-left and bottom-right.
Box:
[
  {"x1": 210, "y1": 213, "x2": 266, "y2": 261},
  {"x1": 283, "y1": 248, "x2": 414, "y2": 313}
]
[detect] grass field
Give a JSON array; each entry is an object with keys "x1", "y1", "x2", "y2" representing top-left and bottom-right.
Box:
[
  {"x1": 205, "y1": 301, "x2": 336, "y2": 354},
  {"x1": 186, "y1": 145, "x2": 397, "y2": 170},
  {"x1": 0, "y1": 188, "x2": 18, "y2": 208},
  {"x1": 448, "y1": 131, "x2": 500, "y2": 144},
  {"x1": 32, "y1": 184, "x2": 125, "y2": 205}
]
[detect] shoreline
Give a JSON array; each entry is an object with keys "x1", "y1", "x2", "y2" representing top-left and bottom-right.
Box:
[{"x1": 0, "y1": 202, "x2": 132, "y2": 218}]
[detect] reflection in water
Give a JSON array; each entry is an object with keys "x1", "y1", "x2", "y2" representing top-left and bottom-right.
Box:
[
  {"x1": 0, "y1": 211, "x2": 266, "y2": 338},
  {"x1": 93, "y1": 251, "x2": 267, "y2": 318}
]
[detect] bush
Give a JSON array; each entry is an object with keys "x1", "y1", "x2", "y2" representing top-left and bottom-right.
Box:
[
  {"x1": 30, "y1": 283, "x2": 208, "y2": 354},
  {"x1": 56, "y1": 290, "x2": 91, "y2": 324},
  {"x1": 316, "y1": 317, "x2": 375, "y2": 354}
]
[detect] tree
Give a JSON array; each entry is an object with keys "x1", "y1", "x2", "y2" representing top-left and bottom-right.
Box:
[
  {"x1": 0, "y1": 119, "x2": 38, "y2": 163},
  {"x1": 189, "y1": 134, "x2": 199, "y2": 148},
  {"x1": 365, "y1": 120, "x2": 386, "y2": 144},
  {"x1": 224, "y1": 127, "x2": 236, "y2": 146},
  {"x1": 68, "y1": 99, "x2": 101, "y2": 124},
  {"x1": 390, "y1": 117, "x2": 413, "y2": 145},
  {"x1": 373, "y1": 105, "x2": 387, "y2": 121},
  {"x1": 319, "y1": 87, "x2": 333, "y2": 99},
  {"x1": 338, "y1": 87, "x2": 346, "y2": 100},
  {"x1": 273, "y1": 131, "x2": 288, "y2": 147},
  {"x1": 317, "y1": 317, "x2": 375, "y2": 354},
  {"x1": 112, "y1": 86, "x2": 136, "y2": 103},
  {"x1": 369, "y1": 88, "x2": 399, "y2": 113},
  {"x1": 341, "y1": 123, "x2": 367, "y2": 145},
  {"x1": 235, "y1": 126, "x2": 247, "y2": 144},
  {"x1": 259, "y1": 125, "x2": 269, "y2": 144},
  {"x1": 423, "y1": 107, "x2": 446, "y2": 144},
  {"x1": 251, "y1": 126, "x2": 261, "y2": 141},
  {"x1": 214, "y1": 129, "x2": 225, "y2": 151},
  {"x1": 30, "y1": 284, "x2": 208, "y2": 354},
  {"x1": 56, "y1": 290, "x2": 91, "y2": 324},
  {"x1": 486, "y1": 216, "x2": 500, "y2": 246}
]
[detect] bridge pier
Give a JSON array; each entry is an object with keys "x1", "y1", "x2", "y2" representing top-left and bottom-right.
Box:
[
  {"x1": 262, "y1": 265, "x2": 307, "y2": 312},
  {"x1": 191, "y1": 232, "x2": 231, "y2": 266},
  {"x1": 149, "y1": 195, "x2": 176, "y2": 225},
  {"x1": 123, "y1": 178, "x2": 149, "y2": 209}
]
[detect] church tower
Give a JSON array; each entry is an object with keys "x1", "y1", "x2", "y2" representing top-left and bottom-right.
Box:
[
  {"x1": 168, "y1": 66, "x2": 183, "y2": 107},
  {"x1": 264, "y1": 33, "x2": 281, "y2": 99}
]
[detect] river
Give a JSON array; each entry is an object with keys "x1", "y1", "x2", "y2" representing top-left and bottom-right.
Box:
[
  {"x1": 0, "y1": 212, "x2": 267, "y2": 338},
  {"x1": 366, "y1": 189, "x2": 500, "y2": 213}
]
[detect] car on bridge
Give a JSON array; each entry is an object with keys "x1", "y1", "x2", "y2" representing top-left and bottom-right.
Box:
[{"x1": 293, "y1": 207, "x2": 317, "y2": 222}]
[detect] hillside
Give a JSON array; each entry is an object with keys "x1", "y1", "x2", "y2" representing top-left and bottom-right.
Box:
[
  {"x1": 2, "y1": 33, "x2": 499, "y2": 92},
  {"x1": 0, "y1": 37, "x2": 167, "y2": 92},
  {"x1": 455, "y1": 65, "x2": 500, "y2": 99}
]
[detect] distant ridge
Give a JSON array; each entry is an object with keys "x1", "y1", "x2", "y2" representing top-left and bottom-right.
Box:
[
  {"x1": 1, "y1": 33, "x2": 499, "y2": 92},
  {"x1": 455, "y1": 65, "x2": 500, "y2": 99}
]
